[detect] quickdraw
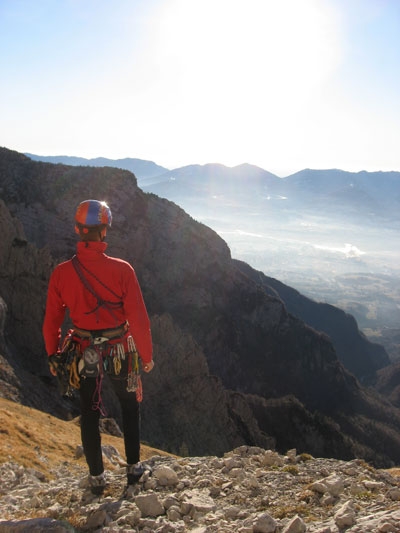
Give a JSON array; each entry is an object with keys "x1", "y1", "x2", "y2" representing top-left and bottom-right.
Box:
[
  {"x1": 69, "y1": 355, "x2": 80, "y2": 389},
  {"x1": 117, "y1": 342, "x2": 125, "y2": 361},
  {"x1": 126, "y1": 335, "x2": 143, "y2": 402},
  {"x1": 113, "y1": 349, "x2": 122, "y2": 375},
  {"x1": 58, "y1": 329, "x2": 81, "y2": 394}
]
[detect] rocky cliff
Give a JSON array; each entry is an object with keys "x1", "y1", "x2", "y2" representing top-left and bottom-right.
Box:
[
  {"x1": 1, "y1": 147, "x2": 400, "y2": 467},
  {"x1": 233, "y1": 260, "x2": 390, "y2": 382}
]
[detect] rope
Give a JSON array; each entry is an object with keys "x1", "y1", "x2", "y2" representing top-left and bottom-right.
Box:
[
  {"x1": 71, "y1": 255, "x2": 123, "y2": 324},
  {"x1": 91, "y1": 374, "x2": 107, "y2": 416}
]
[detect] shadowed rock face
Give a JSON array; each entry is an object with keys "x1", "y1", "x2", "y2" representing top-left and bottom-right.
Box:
[
  {"x1": 1, "y1": 147, "x2": 400, "y2": 466},
  {"x1": 233, "y1": 259, "x2": 390, "y2": 382}
]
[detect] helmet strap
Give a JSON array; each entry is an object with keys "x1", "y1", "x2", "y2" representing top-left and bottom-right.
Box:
[{"x1": 75, "y1": 224, "x2": 106, "y2": 241}]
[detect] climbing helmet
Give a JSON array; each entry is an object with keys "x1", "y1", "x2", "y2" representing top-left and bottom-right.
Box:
[{"x1": 75, "y1": 199, "x2": 112, "y2": 228}]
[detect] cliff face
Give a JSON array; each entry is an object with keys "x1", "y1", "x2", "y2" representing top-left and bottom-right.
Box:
[
  {"x1": 1, "y1": 147, "x2": 400, "y2": 466},
  {"x1": 0, "y1": 198, "x2": 73, "y2": 416},
  {"x1": 233, "y1": 259, "x2": 390, "y2": 382}
]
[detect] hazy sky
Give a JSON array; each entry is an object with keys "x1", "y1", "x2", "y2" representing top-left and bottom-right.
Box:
[{"x1": 1, "y1": 0, "x2": 399, "y2": 176}]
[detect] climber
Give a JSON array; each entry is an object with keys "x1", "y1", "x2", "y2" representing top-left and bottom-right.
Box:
[{"x1": 43, "y1": 199, "x2": 154, "y2": 495}]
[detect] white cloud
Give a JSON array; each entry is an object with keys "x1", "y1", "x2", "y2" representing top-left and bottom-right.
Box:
[{"x1": 314, "y1": 243, "x2": 366, "y2": 258}]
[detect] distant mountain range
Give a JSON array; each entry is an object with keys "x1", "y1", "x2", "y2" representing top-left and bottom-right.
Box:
[
  {"x1": 145, "y1": 165, "x2": 400, "y2": 228},
  {"x1": 25, "y1": 153, "x2": 400, "y2": 225}
]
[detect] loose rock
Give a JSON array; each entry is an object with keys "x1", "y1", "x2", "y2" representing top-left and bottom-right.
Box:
[{"x1": 0, "y1": 448, "x2": 399, "y2": 532}]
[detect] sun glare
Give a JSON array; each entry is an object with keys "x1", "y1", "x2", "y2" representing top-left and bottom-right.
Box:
[{"x1": 143, "y1": 0, "x2": 341, "y2": 168}]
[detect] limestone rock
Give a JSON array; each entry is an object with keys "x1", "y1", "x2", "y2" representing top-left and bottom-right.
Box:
[
  {"x1": 253, "y1": 512, "x2": 278, "y2": 533},
  {"x1": 179, "y1": 489, "x2": 216, "y2": 514},
  {"x1": 282, "y1": 515, "x2": 307, "y2": 533},
  {"x1": 334, "y1": 500, "x2": 356, "y2": 528},
  {"x1": 153, "y1": 464, "x2": 180, "y2": 486},
  {"x1": 310, "y1": 473, "x2": 344, "y2": 498},
  {"x1": 135, "y1": 493, "x2": 164, "y2": 517}
]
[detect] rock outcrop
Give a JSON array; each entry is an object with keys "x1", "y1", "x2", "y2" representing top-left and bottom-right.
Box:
[
  {"x1": 375, "y1": 360, "x2": 400, "y2": 407},
  {"x1": 0, "y1": 199, "x2": 74, "y2": 416}
]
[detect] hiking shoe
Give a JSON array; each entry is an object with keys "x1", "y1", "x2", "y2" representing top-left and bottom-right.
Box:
[
  {"x1": 127, "y1": 462, "x2": 148, "y2": 485},
  {"x1": 88, "y1": 472, "x2": 106, "y2": 495}
]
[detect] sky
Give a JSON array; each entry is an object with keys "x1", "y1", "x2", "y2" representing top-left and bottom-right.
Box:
[{"x1": 1, "y1": 0, "x2": 400, "y2": 177}]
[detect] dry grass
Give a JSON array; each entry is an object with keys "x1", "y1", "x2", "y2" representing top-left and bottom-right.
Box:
[
  {"x1": 1, "y1": 397, "x2": 399, "y2": 483},
  {"x1": 0, "y1": 397, "x2": 171, "y2": 478}
]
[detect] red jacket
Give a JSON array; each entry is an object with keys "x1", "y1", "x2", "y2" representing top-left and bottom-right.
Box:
[{"x1": 43, "y1": 241, "x2": 152, "y2": 363}]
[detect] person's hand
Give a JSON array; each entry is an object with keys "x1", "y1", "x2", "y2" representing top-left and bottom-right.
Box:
[{"x1": 143, "y1": 360, "x2": 154, "y2": 373}]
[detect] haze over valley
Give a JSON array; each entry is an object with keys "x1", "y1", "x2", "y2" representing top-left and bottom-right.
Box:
[{"x1": 197, "y1": 197, "x2": 399, "y2": 330}]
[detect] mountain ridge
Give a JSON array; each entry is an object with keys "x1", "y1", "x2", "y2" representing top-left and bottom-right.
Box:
[
  {"x1": 24, "y1": 151, "x2": 400, "y2": 180},
  {"x1": 24, "y1": 152, "x2": 169, "y2": 180}
]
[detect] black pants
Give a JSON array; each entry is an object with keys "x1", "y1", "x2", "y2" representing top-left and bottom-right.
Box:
[{"x1": 79, "y1": 376, "x2": 140, "y2": 476}]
